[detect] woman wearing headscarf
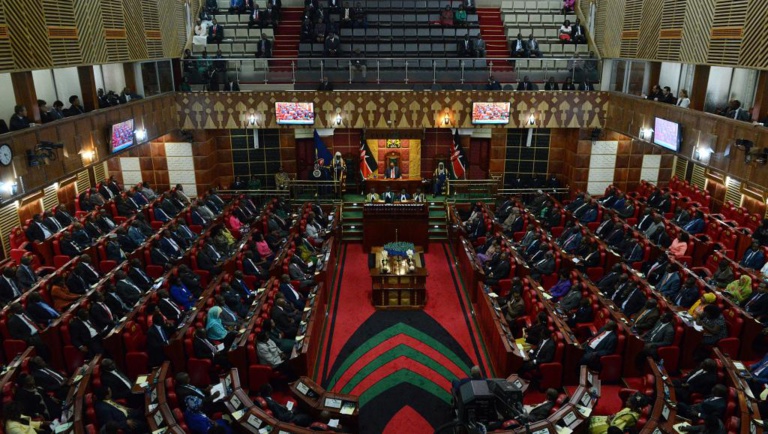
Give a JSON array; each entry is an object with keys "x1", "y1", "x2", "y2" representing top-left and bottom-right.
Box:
[
  {"x1": 183, "y1": 396, "x2": 233, "y2": 434},
  {"x1": 433, "y1": 162, "x2": 448, "y2": 197},
  {"x1": 588, "y1": 393, "x2": 646, "y2": 434},
  {"x1": 724, "y1": 275, "x2": 752, "y2": 303},
  {"x1": 688, "y1": 293, "x2": 716, "y2": 320},
  {"x1": 206, "y1": 306, "x2": 236, "y2": 348}
]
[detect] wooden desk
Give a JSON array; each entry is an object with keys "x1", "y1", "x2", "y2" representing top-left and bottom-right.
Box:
[
  {"x1": 362, "y1": 203, "x2": 429, "y2": 252},
  {"x1": 366, "y1": 178, "x2": 425, "y2": 195},
  {"x1": 370, "y1": 267, "x2": 428, "y2": 309},
  {"x1": 291, "y1": 376, "x2": 360, "y2": 432}
]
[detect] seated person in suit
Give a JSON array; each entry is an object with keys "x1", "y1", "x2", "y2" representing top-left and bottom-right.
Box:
[
  {"x1": 15, "y1": 373, "x2": 60, "y2": 421},
  {"x1": 677, "y1": 384, "x2": 728, "y2": 421},
  {"x1": 15, "y1": 255, "x2": 39, "y2": 291},
  {"x1": 192, "y1": 327, "x2": 232, "y2": 369},
  {"x1": 504, "y1": 388, "x2": 560, "y2": 429},
  {"x1": 146, "y1": 313, "x2": 173, "y2": 367},
  {"x1": 25, "y1": 292, "x2": 59, "y2": 327},
  {"x1": 89, "y1": 292, "x2": 116, "y2": 332},
  {"x1": 579, "y1": 321, "x2": 618, "y2": 371},
  {"x1": 100, "y1": 358, "x2": 135, "y2": 402},
  {"x1": 566, "y1": 297, "x2": 594, "y2": 327},
  {"x1": 169, "y1": 274, "x2": 196, "y2": 310},
  {"x1": 740, "y1": 240, "x2": 765, "y2": 270},
  {"x1": 743, "y1": 281, "x2": 768, "y2": 323},
  {"x1": 673, "y1": 358, "x2": 719, "y2": 404},
  {"x1": 258, "y1": 384, "x2": 312, "y2": 426},
  {"x1": 279, "y1": 274, "x2": 306, "y2": 309},
  {"x1": 29, "y1": 356, "x2": 66, "y2": 398},
  {"x1": 93, "y1": 386, "x2": 147, "y2": 433},
  {"x1": 485, "y1": 252, "x2": 510, "y2": 287},
  {"x1": 381, "y1": 186, "x2": 395, "y2": 203},
  {"x1": 518, "y1": 328, "x2": 556, "y2": 380},
  {"x1": 59, "y1": 231, "x2": 84, "y2": 257},
  {"x1": 7, "y1": 305, "x2": 50, "y2": 360},
  {"x1": 510, "y1": 33, "x2": 528, "y2": 57},
  {"x1": 70, "y1": 308, "x2": 105, "y2": 358},
  {"x1": 384, "y1": 162, "x2": 401, "y2": 179},
  {"x1": 175, "y1": 371, "x2": 222, "y2": 412}
]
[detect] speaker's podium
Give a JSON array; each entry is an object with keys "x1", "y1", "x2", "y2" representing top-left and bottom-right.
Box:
[
  {"x1": 362, "y1": 203, "x2": 429, "y2": 252},
  {"x1": 454, "y1": 379, "x2": 524, "y2": 426}
]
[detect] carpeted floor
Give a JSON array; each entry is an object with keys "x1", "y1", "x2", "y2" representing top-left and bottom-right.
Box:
[{"x1": 317, "y1": 243, "x2": 493, "y2": 434}]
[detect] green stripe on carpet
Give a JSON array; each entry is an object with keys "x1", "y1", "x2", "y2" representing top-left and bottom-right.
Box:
[
  {"x1": 326, "y1": 322, "x2": 472, "y2": 389},
  {"x1": 340, "y1": 344, "x2": 459, "y2": 394},
  {"x1": 358, "y1": 369, "x2": 452, "y2": 407}
]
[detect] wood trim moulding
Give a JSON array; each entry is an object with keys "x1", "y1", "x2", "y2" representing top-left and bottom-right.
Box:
[
  {"x1": 58, "y1": 175, "x2": 78, "y2": 187},
  {"x1": 710, "y1": 27, "x2": 743, "y2": 40},
  {"x1": 659, "y1": 29, "x2": 682, "y2": 39},
  {"x1": 0, "y1": 25, "x2": 9, "y2": 39},
  {"x1": 48, "y1": 27, "x2": 78, "y2": 39},
  {"x1": 621, "y1": 30, "x2": 639, "y2": 40},
  {"x1": 145, "y1": 30, "x2": 162, "y2": 40},
  {"x1": 104, "y1": 29, "x2": 127, "y2": 39},
  {"x1": 19, "y1": 190, "x2": 44, "y2": 207}
]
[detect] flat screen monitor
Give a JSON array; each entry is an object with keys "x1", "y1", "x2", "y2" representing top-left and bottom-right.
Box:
[
  {"x1": 653, "y1": 117, "x2": 681, "y2": 152},
  {"x1": 472, "y1": 102, "x2": 511, "y2": 125},
  {"x1": 275, "y1": 102, "x2": 315, "y2": 125},
  {"x1": 110, "y1": 119, "x2": 135, "y2": 153}
]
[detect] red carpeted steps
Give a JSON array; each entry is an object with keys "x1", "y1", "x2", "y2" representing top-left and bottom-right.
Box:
[
  {"x1": 271, "y1": 7, "x2": 303, "y2": 67},
  {"x1": 476, "y1": 8, "x2": 514, "y2": 75}
]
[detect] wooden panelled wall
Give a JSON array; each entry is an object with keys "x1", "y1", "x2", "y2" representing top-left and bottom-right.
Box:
[
  {"x1": 0, "y1": 94, "x2": 178, "y2": 197},
  {"x1": 592, "y1": 0, "x2": 768, "y2": 69},
  {"x1": 0, "y1": 0, "x2": 188, "y2": 73},
  {"x1": 176, "y1": 91, "x2": 609, "y2": 130}
]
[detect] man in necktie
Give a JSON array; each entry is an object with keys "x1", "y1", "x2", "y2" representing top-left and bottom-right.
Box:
[
  {"x1": 7, "y1": 303, "x2": 50, "y2": 360},
  {"x1": 384, "y1": 162, "x2": 401, "y2": 179},
  {"x1": 94, "y1": 386, "x2": 147, "y2": 432},
  {"x1": 26, "y1": 214, "x2": 53, "y2": 242},
  {"x1": 579, "y1": 321, "x2": 618, "y2": 370},
  {"x1": 638, "y1": 312, "x2": 675, "y2": 364},
  {"x1": 30, "y1": 356, "x2": 66, "y2": 397},
  {"x1": 26, "y1": 292, "x2": 60, "y2": 326},
  {"x1": 147, "y1": 313, "x2": 171, "y2": 367},
  {"x1": 100, "y1": 358, "x2": 135, "y2": 401},
  {"x1": 740, "y1": 240, "x2": 765, "y2": 270},
  {"x1": 743, "y1": 282, "x2": 768, "y2": 321}
]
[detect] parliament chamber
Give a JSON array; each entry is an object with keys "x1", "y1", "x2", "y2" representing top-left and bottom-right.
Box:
[{"x1": 2, "y1": 0, "x2": 768, "y2": 433}]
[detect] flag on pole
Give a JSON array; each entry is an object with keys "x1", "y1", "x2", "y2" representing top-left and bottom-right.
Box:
[
  {"x1": 359, "y1": 132, "x2": 377, "y2": 179},
  {"x1": 450, "y1": 129, "x2": 467, "y2": 179},
  {"x1": 313, "y1": 129, "x2": 333, "y2": 165}
]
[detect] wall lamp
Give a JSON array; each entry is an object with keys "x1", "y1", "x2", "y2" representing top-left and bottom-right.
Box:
[
  {"x1": 527, "y1": 113, "x2": 537, "y2": 126},
  {"x1": 134, "y1": 128, "x2": 147, "y2": 142},
  {"x1": 639, "y1": 128, "x2": 654, "y2": 141},
  {"x1": 248, "y1": 114, "x2": 257, "y2": 126},
  {"x1": 693, "y1": 146, "x2": 713, "y2": 163},
  {"x1": 335, "y1": 114, "x2": 343, "y2": 126}
]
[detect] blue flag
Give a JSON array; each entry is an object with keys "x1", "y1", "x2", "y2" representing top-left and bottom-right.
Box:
[{"x1": 314, "y1": 130, "x2": 333, "y2": 165}]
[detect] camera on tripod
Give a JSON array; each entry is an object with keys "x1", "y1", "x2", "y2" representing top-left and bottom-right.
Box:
[{"x1": 26, "y1": 141, "x2": 63, "y2": 167}]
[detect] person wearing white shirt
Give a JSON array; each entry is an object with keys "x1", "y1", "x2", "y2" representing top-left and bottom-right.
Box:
[
  {"x1": 256, "y1": 331, "x2": 287, "y2": 367},
  {"x1": 676, "y1": 90, "x2": 690, "y2": 108}
]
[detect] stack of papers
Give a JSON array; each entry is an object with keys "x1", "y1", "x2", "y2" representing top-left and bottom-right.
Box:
[
  {"x1": 211, "y1": 383, "x2": 226, "y2": 402},
  {"x1": 340, "y1": 402, "x2": 356, "y2": 415}
]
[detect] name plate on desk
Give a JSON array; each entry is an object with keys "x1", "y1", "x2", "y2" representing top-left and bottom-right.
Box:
[
  {"x1": 563, "y1": 412, "x2": 578, "y2": 427},
  {"x1": 296, "y1": 382, "x2": 310, "y2": 395},
  {"x1": 247, "y1": 415, "x2": 263, "y2": 429},
  {"x1": 230, "y1": 395, "x2": 242, "y2": 410},
  {"x1": 580, "y1": 393, "x2": 591, "y2": 407},
  {"x1": 533, "y1": 428, "x2": 551, "y2": 434},
  {"x1": 153, "y1": 411, "x2": 165, "y2": 427},
  {"x1": 325, "y1": 397, "x2": 343, "y2": 409},
  {"x1": 661, "y1": 404, "x2": 670, "y2": 421}
]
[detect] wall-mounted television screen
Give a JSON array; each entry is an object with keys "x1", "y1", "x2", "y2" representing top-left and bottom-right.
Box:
[
  {"x1": 275, "y1": 102, "x2": 315, "y2": 125},
  {"x1": 110, "y1": 119, "x2": 135, "y2": 153},
  {"x1": 471, "y1": 102, "x2": 511, "y2": 125},
  {"x1": 653, "y1": 117, "x2": 681, "y2": 152}
]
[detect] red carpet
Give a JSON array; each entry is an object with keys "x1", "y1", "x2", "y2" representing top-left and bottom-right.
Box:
[{"x1": 316, "y1": 242, "x2": 493, "y2": 433}]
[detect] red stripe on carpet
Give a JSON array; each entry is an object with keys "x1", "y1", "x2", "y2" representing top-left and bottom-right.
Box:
[
  {"x1": 347, "y1": 356, "x2": 452, "y2": 396},
  {"x1": 383, "y1": 406, "x2": 435, "y2": 434},
  {"x1": 331, "y1": 334, "x2": 469, "y2": 393}
]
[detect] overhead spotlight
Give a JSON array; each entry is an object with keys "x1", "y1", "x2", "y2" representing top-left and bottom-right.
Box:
[
  {"x1": 248, "y1": 114, "x2": 257, "y2": 126},
  {"x1": 134, "y1": 128, "x2": 147, "y2": 142},
  {"x1": 335, "y1": 114, "x2": 342, "y2": 126},
  {"x1": 444, "y1": 115, "x2": 450, "y2": 125},
  {"x1": 527, "y1": 113, "x2": 536, "y2": 126}
]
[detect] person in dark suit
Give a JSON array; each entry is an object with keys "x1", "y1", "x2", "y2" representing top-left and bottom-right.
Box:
[
  {"x1": 127, "y1": 259, "x2": 153, "y2": 291},
  {"x1": 579, "y1": 321, "x2": 618, "y2": 370},
  {"x1": 531, "y1": 251, "x2": 555, "y2": 280},
  {"x1": 510, "y1": 33, "x2": 528, "y2": 57},
  {"x1": 519, "y1": 328, "x2": 556, "y2": 379},
  {"x1": 26, "y1": 292, "x2": 60, "y2": 327},
  {"x1": 95, "y1": 209, "x2": 117, "y2": 232},
  {"x1": 7, "y1": 303, "x2": 50, "y2": 360},
  {"x1": 528, "y1": 389, "x2": 559, "y2": 422},
  {"x1": 566, "y1": 298, "x2": 593, "y2": 327},
  {"x1": 279, "y1": 274, "x2": 305, "y2": 310},
  {"x1": 70, "y1": 308, "x2": 105, "y2": 358},
  {"x1": 104, "y1": 283, "x2": 130, "y2": 318},
  {"x1": 485, "y1": 252, "x2": 510, "y2": 286},
  {"x1": 0, "y1": 267, "x2": 22, "y2": 304},
  {"x1": 657, "y1": 264, "x2": 682, "y2": 299},
  {"x1": 743, "y1": 282, "x2": 768, "y2": 322},
  {"x1": 29, "y1": 356, "x2": 66, "y2": 397},
  {"x1": 59, "y1": 231, "x2": 83, "y2": 257},
  {"x1": 93, "y1": 386, "x2": 147, "y2": 433},
  {"x1": 89, "y1": 292, "x2": 116, "y2": 330},
  {"x1": 631, "y1": 299, "x2": 660, "y2": 333},
  {"x1": 146, "y1": 313, "x2": 172, "y2": 367},
  {"x1": 150, "y1": 243, "x2": 172, "y2": 268},
  {"x1": 517, "y1": 75, "x2": 535, "y2": 91},
  {"x1": 317, "y1": 76, "x2": 334, "y2": 91},
  {"x1": 458, "y1": 34, "x2": 474, "y2": 57},
  {"x1": 673, "y1": 277, "x2": 701, "y2": 308},
  {"x1": 9, "y1": 105, "x2": 32, "y2": 131},
  {"x1": 114, "y1": 272, "x2": 143, "y2": 307},
  {"x1": 578, "y1": 80, "x2": 595, "y2": 91},
  {"x1": 191, "y1": 327, "x2": 232, "y2": 369},
  {"x1": 673, "y1": 358, "x2": 719, "y2": 404},
  {"x1": 42, "y1": 211, "x2": 64, "y2": 234},
  {"x1": 544, "y1": 77, "x2": 559, "y2": 91},
  {"x1": 76, "y1": 254, "x2": 101, "y2": 285},
  {"x1": 272, "y1": 297, "x2": 299, "y2": 338},
  {"x1": 207, "y1": 19, "x2": 224, "y2": 43},
  {"x1": 636, "y1": 312, "x2": 675, "y2": 366},
  {"x1": 157, "y1": 289, "x2": 185, "y2": 324},
  {"x1": 323, "y1": 32, "x2": 340, "y2": 57},
  {"x1": 65, "y1": 270, "x2": 87, "y2": 295},
  {"x1": 54, "y1": 204, "x2": 75, "y2": 226},
  {"x1": 527, "y1": 34, "x2": 542, "y2": 58},
  {"x1": 677, "y1": 384, "x2": 728, "y2": 421},
  {"x1": 15, "y1": 373, "x2": 60, "y2": 420},
  {"x1": 384, "y1": 162, "x2": 402, "y2": 179},
  {"x1": 26, "y1": 214, "x2": 54, "y2": 242},
  {"x1": 256, "y1": 33, "x2": 272, "y2": 58},
  {"x1": 159, "y1": 230, "x2": 183, "y2": 260},
  {"x1": 100, "y1": 358, "x2": 134, "y2": 401},
  {"x1": 740, "y1": 240, "x2": 765, "y2": 270}
]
